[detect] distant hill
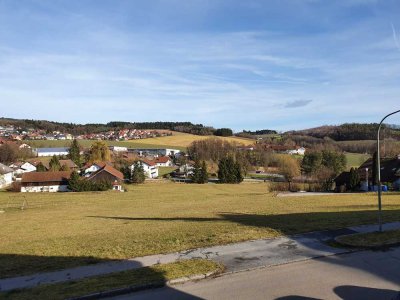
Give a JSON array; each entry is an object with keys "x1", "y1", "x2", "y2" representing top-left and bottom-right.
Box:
[
  {"x1": 286, "y1": 123, "x2": 400, "y2": 141},
  {"x1": 0, "y1": 118, "x2": 215, "y2": 136}
]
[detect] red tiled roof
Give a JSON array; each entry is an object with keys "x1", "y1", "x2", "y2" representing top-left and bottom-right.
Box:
[
  {"x1": 88, "y1": 164, "x2": 124, "y2": 181},
  {"x1": 139, "y1": 159, "x2": 156, "y2": 166},
  {"x1": 59, "y1": 159, "x2": 78, "y2": 169},
  {"x1": 21, "y1": 171, "x2": 71, "y2": 183},
  {"x1": 154, "y1": 156, "x2": 170, "y2": 164}
]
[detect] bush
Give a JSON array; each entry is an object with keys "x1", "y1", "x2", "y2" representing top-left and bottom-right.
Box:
[{"x1": 7, "y1": 182, "x2": 21, "y2": 192}]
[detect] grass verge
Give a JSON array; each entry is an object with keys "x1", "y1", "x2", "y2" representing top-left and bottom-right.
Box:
[
  {"x1": 0, "y1": 259, "x2": 222, "y2": 300},
  {"x1": 336, "y1": 229, "x2": 400, "y2": 248}
]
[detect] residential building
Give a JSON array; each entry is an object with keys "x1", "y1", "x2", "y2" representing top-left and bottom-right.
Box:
[
  {"x1": 0, "y1": 163, "x2": 13, "y2": 188},
  {"x1": 131, "y1": 160, "x2": 158, "y2": 178},
  {"x1": 154, "y1": 156, "x2": 173, "y2": 167},
  {"x1": 9, "y1": 162, "x2": 37, "y2": 174},
  {"x1": 83, "y1": 162, "x2": 111, "y2": 176},
  {"x1": 21, "y1": 171, "x2": 71, "y2": 192},
  {"x1": 130, "y1": 148, "x2": 181, "y2": 157},
  {"x1": 87, "y1": 164, "x2": 124, "y2": 191}
]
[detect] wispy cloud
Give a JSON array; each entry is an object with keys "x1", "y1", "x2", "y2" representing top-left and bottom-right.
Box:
[
  {"x1": 391, "y1": 22, "x2": 400, "y2": 51},
  {"x1": 284, "y1": 99, "x2": 313, "y2": 108},
  {"x1": 0, "y1": 1, "x2": 399, "y2": 131}
]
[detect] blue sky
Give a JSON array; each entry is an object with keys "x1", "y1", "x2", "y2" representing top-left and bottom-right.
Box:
[{"x1": 0, "y1": 0, "x2": 400, "y2": 131}]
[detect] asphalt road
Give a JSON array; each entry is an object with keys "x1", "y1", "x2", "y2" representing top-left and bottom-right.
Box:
[{"x1": 110, "y1": 247, "x2": 400, "y2": 300}]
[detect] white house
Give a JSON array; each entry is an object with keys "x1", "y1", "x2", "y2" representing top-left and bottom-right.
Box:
[
  {"x1": 83, "y1": 162, "x2": 109, "y2": 176},
  {"x1": 179, "y1": 163, "x2": 195, "y2": 177},
  {"x1": 9, "y1": 162, "x2": 37, "y2": 174},
  {"x1": 0, "y1": 163, "x2": 13, "y2": 188},
  {"x1": 36, "y1": 147, "x2": 69, "y2": 157},
  {"x1": 154, "y1": 156, "x2": 173, "y2": 167},
  {"x1": 109, "y1": 146, "x2": 128, "y2": 152},
  {"x1": 131, "y1": 148, "x2": 181, "y2": 157},
  {"x1": 20, "y1": 171, "x2": 71, "y2": 192},
  {"x1": 131, "y1": 160, "x2": 158, "y2": 178},
  {"x1": 287, "y1": 147, "x2": 306, "y2": 156}
]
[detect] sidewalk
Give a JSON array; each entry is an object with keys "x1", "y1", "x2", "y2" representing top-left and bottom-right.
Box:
[{"x1": 1, "y1": 221, "x2": 400, "y2": 292}]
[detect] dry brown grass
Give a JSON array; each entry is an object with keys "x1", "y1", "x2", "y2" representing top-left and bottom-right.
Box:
[{"x1": 1, "y1": 183, "x2": 399, "y2": 278}]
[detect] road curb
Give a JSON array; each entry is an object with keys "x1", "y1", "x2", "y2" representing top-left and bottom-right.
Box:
[{"x1": 67, "y1": 270, "x2": 220, "y2": 300}]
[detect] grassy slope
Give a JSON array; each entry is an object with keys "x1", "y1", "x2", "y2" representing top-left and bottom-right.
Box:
[
  {"x1": 345, "y1": 152, "x2": 371, "y2": 170},
  {"x1": 1, "y1": 183, "x2": 400, "y2": 278},
  {"x1": 25, "y1": 132, "x2": 254, "y2": 150},
  {"x1": 1, "y1": 259, "x2": 222, "y2": 300}
]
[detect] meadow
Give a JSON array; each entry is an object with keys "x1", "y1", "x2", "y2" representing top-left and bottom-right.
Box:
[
  {"x1": 344, "y1": 152, "x2": 370, "y2": 170},
  {"x1": 25, "y1": 132, "x2": 254, "y2": 150},
  {"x1": 1, "y1": 182, "x2": 400, "y2": 278}
]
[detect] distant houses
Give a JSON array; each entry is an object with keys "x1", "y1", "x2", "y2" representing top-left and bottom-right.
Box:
[{"x1": 132, "y1": 148, "x2": 181, "y2": 157}]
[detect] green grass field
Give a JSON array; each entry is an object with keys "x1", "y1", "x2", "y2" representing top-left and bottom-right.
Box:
[
  {"x1": 158, "y1": 167, "x2": 177, "y2": 178},
  {"x1": 25, "y1": 132, "x2": 254, "y2": 151},
  {"x1": 1, "y1": 183, "x2": 400, "y2": 278},
  {"x1": 345, "y1": 152, "x2": 370, "y2": 170}
]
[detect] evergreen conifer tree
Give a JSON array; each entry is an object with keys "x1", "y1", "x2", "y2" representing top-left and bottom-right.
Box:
[
  {"x1": 68, "y1": 139, "x2": 81, "y2": 166},
  {"x1": 349, "y1": 167, "x2": 360, "y2": 191},
  {"x1": 200, "y1": 160, "x2": 209, "y2": 184},
  {"x1": 131, "y1": 161, "x2": 145, "y2": 183},
  {"x1": 36, "y1": 162, "x2": 47, "y2": 172},
  {"x1": 49, "y1": 155, "x2": 61, "y2": 171}
]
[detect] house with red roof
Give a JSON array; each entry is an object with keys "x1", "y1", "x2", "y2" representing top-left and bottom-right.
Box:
[
  {"x1": 154, "y1": 156, "x2": 173, "y2": 167},
  {"x1": 87, "y1": 164, "x2": 124, "y2": 191}
]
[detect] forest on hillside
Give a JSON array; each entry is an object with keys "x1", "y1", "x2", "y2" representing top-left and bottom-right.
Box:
[
  {"x1": 0, "y1": 118, "x2": 215, "y2": 136},
  {"x1": 286, "y1": 123, "x2": 400, "y2": 141}
]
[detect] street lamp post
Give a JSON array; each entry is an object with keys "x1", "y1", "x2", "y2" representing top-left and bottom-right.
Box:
[{"x1": 376, "y1": 109, "x2": 400, "y2": 232}]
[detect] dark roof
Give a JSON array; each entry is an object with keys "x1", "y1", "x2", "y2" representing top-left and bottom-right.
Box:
[
  {"x1": 334, "y1": 171, "x2": 351, "y2": 186},
  {"x1": 21, "y1": 171, "x2": 71, "y2": 183},
  {"x1": 359, "y1": 156, "x2": 400, "y2": 182}
]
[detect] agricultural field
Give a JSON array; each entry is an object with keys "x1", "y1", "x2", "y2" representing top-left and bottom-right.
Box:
[
  {"x1": 25, "y1": 132, "x2": 254, "y2": 150},
  {"x1": 1, "y1": 183, "x2": 400, "y2": 278}
]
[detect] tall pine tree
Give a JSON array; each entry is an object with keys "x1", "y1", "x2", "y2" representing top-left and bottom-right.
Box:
[
  {"x1": 218, "y1": 156, "x2": 242, "y2": 184},
  {"x1": 131, "y1": 161, "x2": 145, "y2": 183},
  {"x1": 68, "y1": 139, "x2": 81, "y2": 166},
  {"x1": 49, "y1": 155, "x2": 61, "y2": 171}
]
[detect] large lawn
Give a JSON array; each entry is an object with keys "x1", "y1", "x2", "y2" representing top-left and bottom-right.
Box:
[{"x1": 1, "y1": 183, "x2": 400, "y2": 278}]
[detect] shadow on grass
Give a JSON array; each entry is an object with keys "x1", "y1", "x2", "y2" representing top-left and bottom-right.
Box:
[
  {"x1": 88, "y1": 209, "x2": 400, "y2": 236},
  {"x1": 0, "y1": 254, "x2": 203, "y2": 300},
  {"x1": 89, "y1": 210, "x2": 400, "y2": 298}
]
